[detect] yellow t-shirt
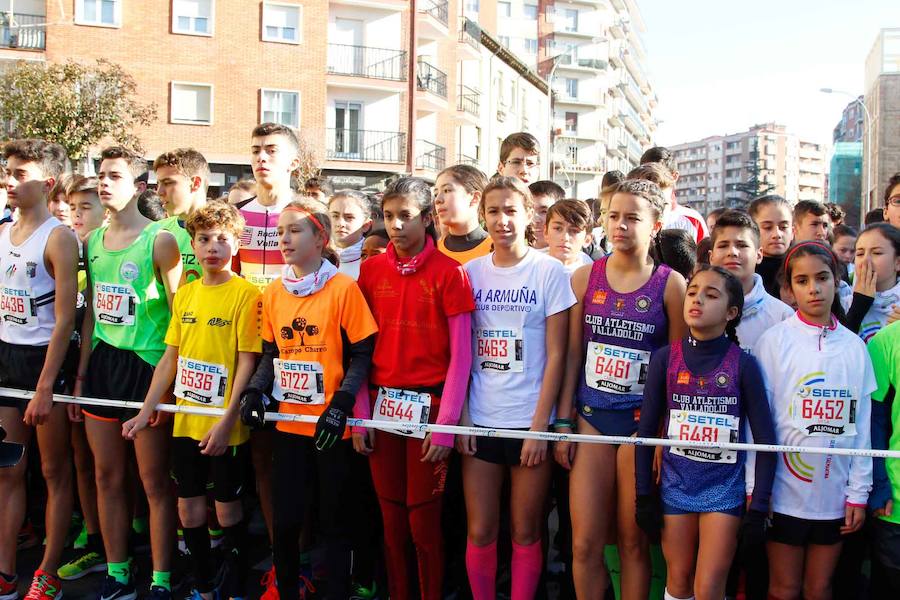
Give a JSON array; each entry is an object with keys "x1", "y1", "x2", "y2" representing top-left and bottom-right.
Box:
[
  {"x1": 165, "y1": 275, "x2": 262, "y2": 445},
  {"x1": 261, "y1": 272, "x2": 378, "y2": 437}
]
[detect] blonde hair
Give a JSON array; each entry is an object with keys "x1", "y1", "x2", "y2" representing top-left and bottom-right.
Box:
[{"x1": 185, "y1": 201, "x2": 246, "y2": 240}]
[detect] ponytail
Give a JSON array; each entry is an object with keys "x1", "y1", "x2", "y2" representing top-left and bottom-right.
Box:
[{"x1": 724, "y1": 319, "x2": 741, "y2": 347}]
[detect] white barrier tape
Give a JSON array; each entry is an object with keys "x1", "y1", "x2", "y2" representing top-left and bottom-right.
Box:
[{"x1": 3, "y1": 387, "x2": 899, "y2": 459}]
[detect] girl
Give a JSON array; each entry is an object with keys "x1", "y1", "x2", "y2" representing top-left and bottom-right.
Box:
[
  {"x1": 328, "y1": 190, "x2": 373, "y2": 280},
  {"x1": 240, "y1": 201, "x2": 378, "y2": 600},
  {"x1": 754, "y1": 241, "x2": 874, "y2": 600},
  {"x1": 353, "y1": 177, "x2": 474, "y2": 600},
  {"x1": 557, "y1": 179, "x2": 687, "y2": 600},
  {"x1": 458, "y1": 177, "x2": 575, "y2": 600},
  {"x1": 435, "y1": 164, "x2": 492, "y2": 265},
  {"x1": 635, "y1": 266, "x2": 777, "y2": 600},
  {"x1": 852, "y1": 223, "x2": 900, "y2": 342}
]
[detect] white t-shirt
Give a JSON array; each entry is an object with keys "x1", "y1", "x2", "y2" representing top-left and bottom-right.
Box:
[
  {"x1": 740, "y1": 274, "x2": 794, "y2": 352},
  {"x1": 466, "y1": 249, "x2": 576, "y2": 428},
  {"x1": 538, "y1": 246, "x2": 593, "y2": 274},
  {"x1": 337, "y1": 238, "x2": 363, "y2": 281},
  {"x1": 755, "y1": 314, "x2": 874, "y2": 519},
  {"x1": 858, "y1": 278, "x2": 900, "y2": 342},
  {"x1": 663, "y1": 204, "x2": 709, "y2": 243}
]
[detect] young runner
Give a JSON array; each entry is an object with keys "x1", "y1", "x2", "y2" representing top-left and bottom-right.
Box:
[
  {"x1": 557, "y1": 179, "x2": 687, "y2": 600},
  {"x1": 458, "y1": 176, "x2": 575, "y2": 600},
  {"x1": 328, "y1": 189, "x2": 373, "y2": 280},
  {"x1": 304, "y1": 177, "x2": 334, "y2": 204},
  {"x1": 748, "y1": 195, "x2": 794, "y2": 299},
  {"x1": 47, "y1": 174, "x2": 73, "y2": 228},
  {"x1": 153, "y1": 148, "x2": 210, "y2": 285},
  {"x1": 754, "y1": 241, "x2": 874, "y2": 600},
  {"x1": 497, "y1": 133, "x2": 541, "y2": 185},
  {"x1": 434, "y1": 164, "x2": 492, "y2": 265},
  {"x1": 588, "y1": 170, "x2": 624, "y2": 258},
  {"x1": 544, "y1": 199, "x2": 594, "y2": 274},
  {"x1": 884, "y1": 174, "x2": 900, "y2": 229},
  {"x1": 832, "y1": 225, "x2": 858, "y2": 283},
  {"x1": 0, "y1": 139, "x2": 79, "y2": 600},
  {"x1": 651, "y1": 229, "x2": 697, "y2": 280},
  {"x1": 353, "y1": 177, "x2": 474, "y2": 600},
  {"x1": 239, "y1": 200, "x2": 377, "y2": 600},
  {"x1": 793, "y1": 201, "x2": 830, "y2": 244},
  {"x1": 74, "y1": 146, "x2": 183, "y2": 600},
  {"x1": 635, "y1": 266, "x2": 776, "y2": 600},
  {"x1": 528, "y1": 180, "x2": 565, "y2": 250},
  {"x1": 850, "y1": 224, "x2": 900, "y2": 342},
  {"x1": 361, "y1": 229, "x2": 388, "y2": 261},
  {"x1": 121, "y1": 202, "x2": 259, "y2": 600}
]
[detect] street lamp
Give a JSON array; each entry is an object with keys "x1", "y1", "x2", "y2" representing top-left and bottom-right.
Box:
[{"x1": 820, "y1": 87, "x2": 872, "y2": 219}]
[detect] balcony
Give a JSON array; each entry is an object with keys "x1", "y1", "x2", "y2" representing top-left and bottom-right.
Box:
[
  {"x1": 458, "y1": 17, "x2": 481, "y2": 59},
  {"x1": 558, "y1": 162, "x2": 606, "y2": 175},
  {"x1": 1, "y1": 13, "x2": 46, "y2": 50},
  {"x1": 417, "y1": 59, "x2": 447, "y2": 97},
  {"x1": 457, "y1": 153, "x2": 479, "y2": 166},
  {"x1": 327, "y1": 44, "x2": 407, "y2": 81},
  {"x1": 326, "y1": 129, "x2": 407, "y2": 164},
  {"x1": 622, "y1": 74, "x2": 649, "y2": 115},
  {"x1": 416, "y1": 140, "x2": 447, "y2": 173},
  {"x1": 626, "y1": 136, "x2": 643, "y2": 163},
  {"x1": 457, "y1": 84, "x2": 480, "y2": 121},
  {"x1": 557, "y1": 54, "x2": 607, "y2": 72},
  {"x1": 621, "y1": 101, "x2": 645, "y2": 138},
  {"x1": 418, "y1": 0, "x2": 449, "y2": 40}
]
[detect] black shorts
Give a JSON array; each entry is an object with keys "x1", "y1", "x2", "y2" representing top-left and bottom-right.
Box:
[
  {"x1": 170, "y1": 437, "x2": 249, "y2": 503},
  {"x1": 0, "y1": 341, "x2": 69, "y2": 412},
  {"x1": 82, "y1": 340, "x2": 153, "y2": 421},
  {"x1": 578, "y1": 404, "x2": 641, "y2": 437},
  {"x1": 472, "y1": 426, "x2": 527, "y2": 466},
  {"x1": 767, "y1": 512, "x2": 844, "y2": 546},
  {"x1": 874, "y1": 518, "x2": 900, "y2": 571}
]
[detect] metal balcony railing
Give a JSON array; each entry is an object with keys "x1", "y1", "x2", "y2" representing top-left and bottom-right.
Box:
[
  {"x1": 457, "y1": 153, "x2": 479, "y2": 166},
  {"x1": 326, "y1": 129, "x2": 407, "y2": 164},
  {"x1": 459, "y1": 17, "x2": 480, "y2": 49},
  {"x1": 417, "y1": 59, "x2": 448, "y2": 98},
  {"x1": 327, "y1": 44, "x2": 407, "y2": 81},
  {"x1": 457, "y1": 84, "x2": 480, "y2": 117},
  {"x1": 0, "y1": 13, "x2": 46, "y2": 49},
  {"x1": 420, "y1": 0, "x2": 449, "y2": 26},
  {"x1": 416, "y1": 140, "x2": 446, "y2": 171}
]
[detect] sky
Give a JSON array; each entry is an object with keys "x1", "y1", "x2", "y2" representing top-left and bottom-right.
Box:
[{"x1": 638, "y1": 0, "x2": 900, "y2": 147}]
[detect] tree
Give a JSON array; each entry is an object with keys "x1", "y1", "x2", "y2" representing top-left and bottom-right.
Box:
[
  {"x1": 727, "y1": 138, "x2": 776, "y2": 208},
  {"x1": 0, "y1": 59, "x2": 157, "y2": 164}
]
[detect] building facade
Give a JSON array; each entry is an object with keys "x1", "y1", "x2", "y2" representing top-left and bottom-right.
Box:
[
  {"x1": 670, "y1": 123, "x2": 827, "y2": 214},
  {"x1": 832, "y1": 96, "x2": 864, "y2": 143},
  {"x1": 829, "y1": 142, "x2": 862, "y2": 222},
  {"x1": 864, "y1": 28, "x2": 900, "y2": 211}
]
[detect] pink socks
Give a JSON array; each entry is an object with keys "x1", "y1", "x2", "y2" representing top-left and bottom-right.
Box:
[
  {"x1": 511, "y1": 539, "x2": 543, "y2": 600},
  {"x1": 465, "y1": 540, "x2": 497, "y2": 600}
]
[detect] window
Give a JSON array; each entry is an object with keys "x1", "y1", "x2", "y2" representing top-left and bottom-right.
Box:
[
  {"x1": 524, "y1": 38, "x2": 537, "y2": 54},
  {"x1": 524, "y1": 3, "x2": 538, "y2": 19},
  {"x1": 173, "y1": 0, "x2": 213, "y2": 36},
  {"x1": 565, "y1": 112, "x2": 578, "y2": 135},
  {"x1": 498, "y1": 1, "x2": 511, "y2": 17},
  {"x1": 565, "y1": 77, "x2": 578, "y2": 99},
  {"x1": 499, "y1": 36, "x2": 510, "y2": 48},
  {"x1": 170, "y1": 82, "x2": 213, "y2": 125},
  {"x1": 464, "y1": 0, "x2": 480, "y2": 14},
  {"x1": 261, "y1": 89, "x2": 300, "y2": 128},
  {"x1": 561, "y1": 8, "x2": 578, "y2": 32},
  {"x1": 262, "y1": 2, "x2": 301, "y2": 44},
  {"x1": 76, "y1": 0, "x2": 121, "y2": 27}
]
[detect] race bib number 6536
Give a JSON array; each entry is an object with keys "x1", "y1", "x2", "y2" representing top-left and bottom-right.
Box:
[{"x1": 174, "y1": 357, "x2": 227, "y2": 406}]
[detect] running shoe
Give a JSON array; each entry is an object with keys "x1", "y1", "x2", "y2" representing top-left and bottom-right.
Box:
[
  {"x1": 350, "y1": 581, "x2": 378, "y2": 600},
  {"x1": 23, "y1": 571, "x2": 62, "y2": 600},
  {"x1": 258, "y1": 568, "x2": 278, "y2": 600},
  {"x1": 97, "y1": 575, "x2": 136, "y2": 600},
  {"x1": 187, "y1": 590, "x2": 219, "y2": 600},
  {"x1": 58, "y1": 551, "x2": 106, "y2": 581},
  {"x1": 0, "y1": 572, "x2": 17, "y2": 600},
  {"x1": 146, "y1": 586, "x2": 171, "y2": 600}
]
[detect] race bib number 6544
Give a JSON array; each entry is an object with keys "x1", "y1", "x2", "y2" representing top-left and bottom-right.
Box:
[{"x1": 373, "y1": 387, "x2": 431, "y2": 439}]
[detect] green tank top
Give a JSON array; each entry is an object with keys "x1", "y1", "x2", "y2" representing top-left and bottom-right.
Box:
[
  {"x1": 87, "y1": 222, "x2": 171, "y2": 366},
  {"x1": 159, "y1": 216, "x2": 200, "y2": 283}
]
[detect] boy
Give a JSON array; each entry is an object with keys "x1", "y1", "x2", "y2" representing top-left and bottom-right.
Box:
[
  {"x1": 708, "y1": 209, "x2": 793, "y2": 350},
  {"x1": 123, "y1": 203, "x2": 260, "y2": 600},
  {"x1": 496, "y1": 132, "x2": 541, "y2": 184},
  {"x1": 639, "y1": 146, "x2": 709, "y2": 243},
  {"x1": 67, "y1": 176, "x2": 107, "y2": 242},
  {"x1": 74, "y1": 146, "x2": 182, "y2": 600},
  {"x1": 362, "y1": 229, "x2": 388, "y2": 261},
  {"x1": 154, "y1": 148, "x2": 210, "y2": 284},
  {"x1": 884, "y1": 173, "x2": 900, "y2": 229},
  {"x1": 792, "y1": 199, "x2": 830, "y2": 243},
  {"x1": 544, "y1": 199, "x2": 593, "y2": 274},
  {"x1": 0, "y1": 139, "x2": 79, "y2": 600},
  {"x1": 832, "y1": 224, "x2": 858, "y2": 282},
  {"x1": 748, "y1": 194, "x2": 793, "y2": 299},
  {"x1": 528, "y1": 180, "x2": 565, "y2": 250},
  {"x1": 304, "y1": 177, "x2": 334, "y2": 203}
]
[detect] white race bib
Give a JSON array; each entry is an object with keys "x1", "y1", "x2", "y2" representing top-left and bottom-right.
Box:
[
  {"x1": 476, "y1": 327, "x2": 524, "y2": 372},
  {"x1": 667, "y1": 409, "x2": 739, "y2": 463},
  {"x1": 273, "y1": 359, "x2": 325, "y2": 405},
  {"x1": 584, "y1": 342, "x2": 650, "y2": 394},
  {"x1": 174, "y1": 357, "x2": 228, "y2": 407},
  {"x1": 373, "y1": 387, "x2": 432, "y2": 439},
  {"x1": 93, "y1": 282, "x2": 137, "y2": 326},
  {"x1": 0, "y1": 286, "x2": 36, "y2": 327},
  {"x1": 791, "y1": 386, "x2": 856, "y2": 437}
]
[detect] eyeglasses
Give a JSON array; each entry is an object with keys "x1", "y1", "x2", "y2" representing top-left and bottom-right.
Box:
[
  {"x1": 888, "y1": 196, "x2": 900, "y2": 208},
  {"x1": 504, "y1": 158, "x2": 540, "y2": 169}
]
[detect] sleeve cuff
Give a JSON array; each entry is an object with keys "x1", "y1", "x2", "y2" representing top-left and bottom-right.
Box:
[{"x1": 431, "y1": 432, "x2": 455, "y2": 447}]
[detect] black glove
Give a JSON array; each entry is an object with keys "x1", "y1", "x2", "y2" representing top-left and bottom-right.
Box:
[
  {"x1": 239, "y1": 388, "x2": 268, "y2": 430},
  {"x1": 635, "y1": 494, "x2": 663, "y2": 542},
  {"x1": 315, "y1": 391, "x2": 354, "y2": 451},
  {"x1": 738, "y1": 509, "x2": 768, "y2": 554}
]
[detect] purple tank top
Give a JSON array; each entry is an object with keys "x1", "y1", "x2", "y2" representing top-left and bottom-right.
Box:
[
  {"x1": 661, "y1": 340, "x2": 745, "y2": 512},
  {"x1": 576, "y1": 256, "x2": 671, "y2": 410}
]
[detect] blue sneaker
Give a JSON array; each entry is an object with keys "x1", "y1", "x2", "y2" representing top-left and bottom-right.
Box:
[
  {"x1": 98, "y1": 575, "x2": 136, "y2": 600},
  {"x1": 146, "y1": 586, "x2": 171, "y2": 600},
  {"x1": 187, "y1": 590, "x2": 219, "y2": 600}
]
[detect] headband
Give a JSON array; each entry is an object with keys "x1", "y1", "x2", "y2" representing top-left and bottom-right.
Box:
[
  {"x1": 282, "y1": 205, "x2": 325, "y2": 233},
  {"x1": 783, "y1": 240, "x2": 836, "y2": 269}
]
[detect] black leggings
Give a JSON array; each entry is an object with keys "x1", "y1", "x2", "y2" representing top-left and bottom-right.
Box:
[{"x1": 272, "y1": 432, "x2": 353, "y2": 600}]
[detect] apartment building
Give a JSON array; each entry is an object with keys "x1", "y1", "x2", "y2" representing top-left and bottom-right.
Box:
[
  {"x1": 864, "y1": 28, "x2": 900, "y2": 211},
  {"x1": 671, "y1": 123, "x2": 827, "y2": 214},
  {"x1": 832, "y1": 96, "x2": 865, "y2": 143}
]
